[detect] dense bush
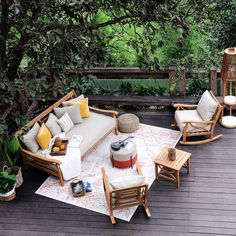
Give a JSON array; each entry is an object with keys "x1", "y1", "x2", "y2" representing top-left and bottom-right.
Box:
[{"x1": 0, "y1": 0, "x2": 233, "y2": 135}]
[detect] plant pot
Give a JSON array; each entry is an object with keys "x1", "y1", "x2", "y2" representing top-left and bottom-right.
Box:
[
  {"x1": 0, "y1": 185, "x2": 16, "y2": 201},
  {"x1": 3, "y1": 166, "x2": 23, "y2": 188}
]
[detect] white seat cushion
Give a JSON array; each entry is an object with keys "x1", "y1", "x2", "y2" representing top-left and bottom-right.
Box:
[
  {"x1": 175, "y1": 110, "x2": 211, "y2": 132},
  {"x1": 224, "y1": 95, "x2": 236, "y2": 105},
  {"x1": 197, "y1": 90, "x2": 218, "y2": 120},
  {"x1": 109, "y1": 174, "x2": 145, "y2": 190},
  {"x1": 66, "y1": 111, "x2": 116, "y2": 155}
]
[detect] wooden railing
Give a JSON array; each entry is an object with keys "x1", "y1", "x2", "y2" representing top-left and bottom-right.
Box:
[
  {"x1": 78, "y1": 67, "x2": 222, "y2": 96},
  {"x1": 27, "y1": 67, "x2": 223, "y2": 117}
]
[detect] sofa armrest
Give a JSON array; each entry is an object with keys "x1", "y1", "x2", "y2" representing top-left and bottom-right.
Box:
[
  {"x1": 21, "y1": 148, "x2": 62, "y2": 165},
  {"x1": 89, "y1": 106, "x2": 118, "y2": 117}
]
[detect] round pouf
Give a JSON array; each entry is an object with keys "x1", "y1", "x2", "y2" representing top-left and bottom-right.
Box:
[
  {"x1": 117, "y1": 113, "x2": 139, "y2": 133},
  {"x1": 110, "y1": 141, "x2": 137, "y2": 168}
]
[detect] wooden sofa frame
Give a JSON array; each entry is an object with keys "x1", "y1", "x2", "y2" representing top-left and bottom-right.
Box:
[
  {"x1": 16, "y1": 91, "x2": 118, "y2": 187},
  {"x1": 173, "y1": 91, "x2": 223, "y2": 145},
  {"x1": 101, "y1": 162, "x2": 151, "y2": 224}
]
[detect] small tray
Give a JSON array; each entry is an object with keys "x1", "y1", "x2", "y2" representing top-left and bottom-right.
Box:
[{"x1": 50, "y1": 140, "x2": 68, "y2": 156}]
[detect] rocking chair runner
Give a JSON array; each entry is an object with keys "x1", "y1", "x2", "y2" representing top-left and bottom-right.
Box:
[
  {"x1": 101, "y1": 162, "x2": 151, "y2": 224},
  {"x1": 173, "y1": 90, "x2": 223, "y2": 145}
]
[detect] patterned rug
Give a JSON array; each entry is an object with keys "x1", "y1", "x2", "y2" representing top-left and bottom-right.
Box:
[{"x1": 36, "y1": 123, "x2": 181, "y2": 222}]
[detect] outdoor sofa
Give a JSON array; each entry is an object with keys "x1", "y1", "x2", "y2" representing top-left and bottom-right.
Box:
[{"x1": 16, "y1": 91, "x2": 118, "y2": 186}]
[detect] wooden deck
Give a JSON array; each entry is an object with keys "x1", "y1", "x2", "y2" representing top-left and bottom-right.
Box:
[{"x1": 1, "y1": 110, "x2": 236, "y2": 236}]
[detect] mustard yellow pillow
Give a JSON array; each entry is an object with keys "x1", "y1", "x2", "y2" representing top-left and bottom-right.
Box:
[
  {"x1": 69, "y1": 97, "x2": 90, "y2": 118},
  {"x1": 36, "y1": 123, "x2": 52, "y2": 150}
]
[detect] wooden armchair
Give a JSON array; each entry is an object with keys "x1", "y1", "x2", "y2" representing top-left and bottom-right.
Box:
[
  {"x1": 173, "y1": 90, "x2": 223, "y2": 145},
  {"x1": 101, "y1": 162, "x2": 151, "y2": 224}
]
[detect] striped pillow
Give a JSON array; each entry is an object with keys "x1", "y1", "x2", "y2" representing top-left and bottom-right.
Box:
[{"x1": 57, "y1": 112, "x2": 74, "y2": 132}]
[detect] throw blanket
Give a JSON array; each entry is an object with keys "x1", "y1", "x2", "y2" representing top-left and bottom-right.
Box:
[{"x1": 42, "y1": 133, "x2": 82, "y2": 180}]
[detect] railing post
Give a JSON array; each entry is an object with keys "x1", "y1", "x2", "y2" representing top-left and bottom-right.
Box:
[
  {"x1": 210, "y1": 68, "x2": 217, "y2": 95},
  {"x1": 169, "y1": 67, "x2": 176, "y2": 96},
  {"x1": 179, "y1": 67, "x2": 186, "y2": 96},
  {"x1": 199, "y1": 68, "x2": 206, "y2": 80}
]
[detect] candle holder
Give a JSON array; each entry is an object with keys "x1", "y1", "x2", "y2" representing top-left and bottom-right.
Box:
[{"x1": 168, "y1": 147, "x2": 176, "y2": 161}]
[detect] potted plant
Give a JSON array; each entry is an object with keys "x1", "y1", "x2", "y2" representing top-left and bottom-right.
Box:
[
  {"x1": 0, "y1": 171, "x2": 16, "y2": 201},
  {"x1": 0, "y1": 135, "x2": 23, "y2": 188}
]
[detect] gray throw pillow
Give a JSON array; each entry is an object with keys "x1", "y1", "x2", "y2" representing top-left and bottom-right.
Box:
[
  {"x1": 21, "y1": 122, "x2": 40, "y2": 153},
  {"x1": 54, "y1": 103, "x2": 83, "y2": 124},
  {"x1": 45, "y1": 113, "x2": 62, "y2": 136}
]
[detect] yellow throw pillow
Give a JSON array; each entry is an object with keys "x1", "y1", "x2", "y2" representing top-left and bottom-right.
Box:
[
  {"x1": 69, "y1": 97, "x2": 90, "y2": 118},
  {"x1": 36, "y1": 123, "x2": 52, "y2": 150}
]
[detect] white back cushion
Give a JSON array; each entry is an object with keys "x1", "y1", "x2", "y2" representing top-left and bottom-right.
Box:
[
  {"x1": 54, "y1": 103, "x2": 83, "y2": 124},
  {"x1": 109, "y1": 175, "x2": 145, "y2": 189},
  {"x1": 21, "y1": 123, "x2": 40, "y2": 153},
  {"x1": 197, "y1": 90, "x2": 218, "y2": 120},
  {"x1": 62, "y1": 94, "x2": 84, "y2": 106},
  {"x1": 45, "y1": 113, "x2": 62, "y2": 136}
]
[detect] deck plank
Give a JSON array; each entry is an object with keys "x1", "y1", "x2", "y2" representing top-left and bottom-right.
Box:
[{"x1": 1, "y1": 110, "x2": 236, "y2": 235}]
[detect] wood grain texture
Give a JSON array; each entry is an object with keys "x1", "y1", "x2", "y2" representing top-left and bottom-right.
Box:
[{"x1": 2, "y1": 109, "x2": 236, "y2": 235}]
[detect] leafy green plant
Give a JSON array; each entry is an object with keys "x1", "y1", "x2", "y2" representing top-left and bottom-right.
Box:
[
  {"x1": 134, "y1": 84, "x2": 166, "y2": 96},
  {"x1": 186, "y1": 79, "x2": 210, "y2": 96},
  {"x1": 0, "y1": 135, "x2": 20, "y2": 167},
  {"x1": 0, "y1": 171, "x2": 16, "y2": 194}
]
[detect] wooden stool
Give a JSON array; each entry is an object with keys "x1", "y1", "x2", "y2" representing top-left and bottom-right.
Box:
[{"x1": 153, "y1": 146, "x2": 191, "y2": 188}]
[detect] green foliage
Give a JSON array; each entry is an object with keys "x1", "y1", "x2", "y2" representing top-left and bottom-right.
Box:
[
  {"x1": 0, "y1": 136, "x2": 21, "y2": 167},
  {"x1": 0, "y1": 171, "x2": 16, "y2": 194},
  {"x1": 186, "y1": 79, "x2": 210, "y2": 96},
  {"x1": 207, "y1": 0, "x2": 236, "y2": 50},
  {"x1": 117, "y1": 81, "x2": 166, "y2": 96},
  {"x1": 0, "y1": 0, "x2": 228, "y2": 135}
]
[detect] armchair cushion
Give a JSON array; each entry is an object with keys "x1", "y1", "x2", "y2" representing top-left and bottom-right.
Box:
[
  {"x1": 197, "y1": 90, "x2": 218, "y2": 120},
  {"x1": 175, "y1": 110, "x2": 211, "y2": 132},
  {"x1": 109, "y1": 174, "x2": 145, "y2": 190}
]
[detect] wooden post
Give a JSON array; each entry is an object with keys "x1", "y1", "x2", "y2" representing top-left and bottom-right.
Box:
[
  {"x1": 169, "y1": 67, "x2": 176, "y2": 96},
  {"x1": 179, "y1": 67, "x2": 186, "y2": 96},
  {"x1": 210, "y1": 68, "x2": 217, "y2": 95},
  {"x1": 199, "y1": 68, "x2": 206, "y2": 80}
]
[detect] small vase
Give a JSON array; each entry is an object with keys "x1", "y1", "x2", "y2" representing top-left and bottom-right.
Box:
[{"x1": 168, "y1": 148, "x2": 176, "y2": 161}]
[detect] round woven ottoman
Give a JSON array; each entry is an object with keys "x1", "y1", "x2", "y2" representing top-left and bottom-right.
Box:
[
  {"x1": 110, "y1": 141, "x2": 137, "y2": 168},
  {"x1": 117, "y1": 113, "x2": 139, "y2": 133}
]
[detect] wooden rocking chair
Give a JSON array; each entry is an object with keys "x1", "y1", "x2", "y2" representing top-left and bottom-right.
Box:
[
  {"x1": 101, "y1": 162, "x2": 151, "y2": 224},
  {"x1": 173, "y1": 90, "x2": 223, "y2": 145}
]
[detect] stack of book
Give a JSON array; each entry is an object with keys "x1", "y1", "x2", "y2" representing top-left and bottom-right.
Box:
[{"x1": 71, "y1": 180, "x2": 92, "y2": 197}]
